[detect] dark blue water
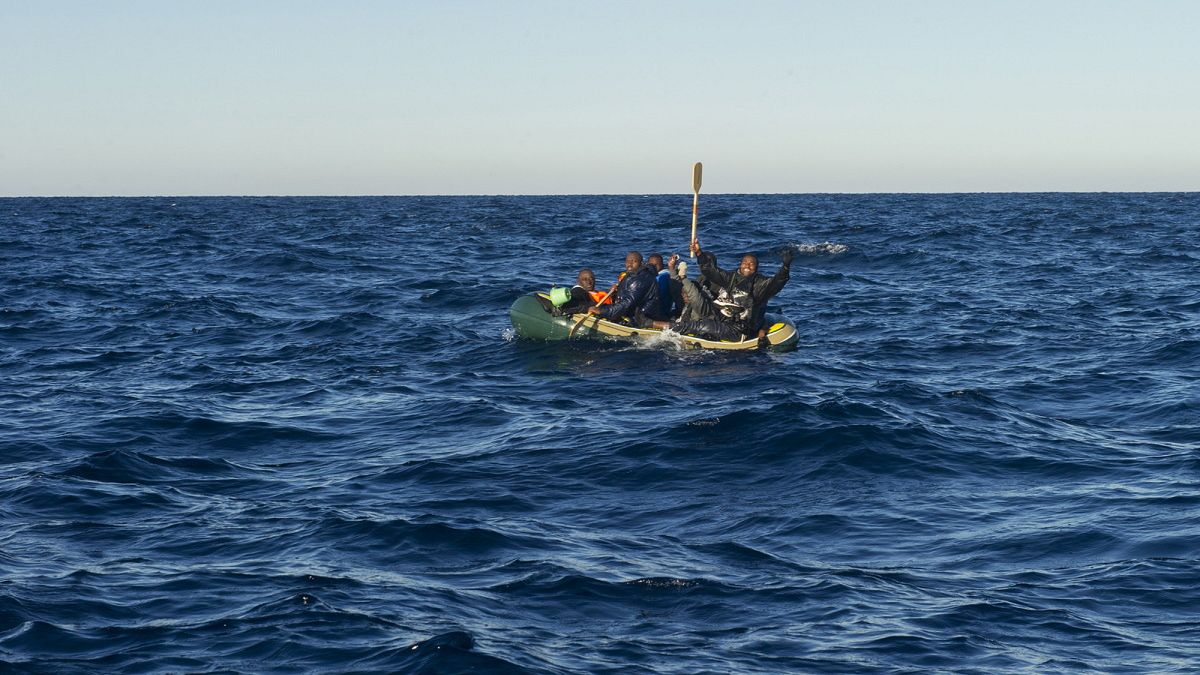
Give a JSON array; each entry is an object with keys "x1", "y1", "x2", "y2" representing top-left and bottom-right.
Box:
[{"x1": 2, "y1": 193, "x2": 1198, "y2": 673}]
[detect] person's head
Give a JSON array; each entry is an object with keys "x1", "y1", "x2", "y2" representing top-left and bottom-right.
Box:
[
  {"x1": 738, "y1": 253, "x2": 758, "y2": 277},
  {"x1": 624, "y1": 251, "x2": 643, "y2": 274},
  {"x1": 577, "y1": 268, "x2": 595, "y2": 291},
  {"x1": 646, "y1": 253, "x2": 664, "y2": 273}
]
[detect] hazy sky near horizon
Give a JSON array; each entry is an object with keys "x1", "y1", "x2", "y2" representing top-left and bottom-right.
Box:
[{"x1": 2, "y1": 1, "x2": 1197, "y2": 196}]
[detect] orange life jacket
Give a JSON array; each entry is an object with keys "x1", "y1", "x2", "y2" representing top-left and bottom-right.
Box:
[{"x1": 589, "y1": 290, "x2": 613, "y2": 305}]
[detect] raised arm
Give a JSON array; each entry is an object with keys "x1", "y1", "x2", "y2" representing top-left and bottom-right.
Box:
[
  {"x1": 698, "y1": 250, "x2": 736, "y2": 290},
  {"x1": 757, "y1": 249, "x2": 793, "y2": 303}
]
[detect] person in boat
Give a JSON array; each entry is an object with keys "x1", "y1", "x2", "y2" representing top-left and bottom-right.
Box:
[
  {"x1": 646, "y1": 253, "x2": 684, "y2": 319},
  {"x1": 587, "y1": 251, "x2": 666, "y2": 327},
  {"x1": 653, "y1": 239, "x2": 793, "y2": 344},
  {"x1": 555, "y1": 268, "x2": 609, "y2": 315}
]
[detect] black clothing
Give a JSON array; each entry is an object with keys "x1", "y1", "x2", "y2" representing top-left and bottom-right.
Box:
[
  {"x1": 557, "y1": 285, "x2": 594, "y2": 315},
  {"x1": 697, "y1": 251, "x2": 790, "y2": 336},
  {"x1": 599, "y1": 266, "x2": 666, "y2": 326},
  {"x1": 668, "y1": 278, "x2": 743, "y2": 341},
  {"x1": 672, "y1": 316, "x2": 745, "y2": 342}
]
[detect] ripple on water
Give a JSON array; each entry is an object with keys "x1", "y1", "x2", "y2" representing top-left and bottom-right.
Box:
[{"x1": 2, "y1": 194, "x2": 1198, "y2": 673}]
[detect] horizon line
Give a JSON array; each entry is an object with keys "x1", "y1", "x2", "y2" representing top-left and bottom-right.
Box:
[{"x1": 3, "y1": 190, "x2": 1198, "y2": 199}]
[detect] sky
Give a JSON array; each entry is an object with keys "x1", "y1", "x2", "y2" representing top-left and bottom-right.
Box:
[{"x1": 2, "y1": 0, "x2": 1197, "y2": 195}]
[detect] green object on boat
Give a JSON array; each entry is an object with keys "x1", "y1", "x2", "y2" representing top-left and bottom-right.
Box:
[{"x1": 549, "y1": 286, "x2": 572, "y2": 307}]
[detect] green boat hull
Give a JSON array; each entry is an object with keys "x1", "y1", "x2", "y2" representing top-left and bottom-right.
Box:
[{"x1": 509, "y1": 293, "x2": 799, "y2": 352}]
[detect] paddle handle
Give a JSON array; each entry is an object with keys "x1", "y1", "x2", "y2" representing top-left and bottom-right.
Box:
[
  {"x1": 690, "y1": 162, "x2": 702, "y2": 256},
  {"x1": 690, "y1": 191, "x2": 699, "y2": 247},
  {"x1": 568, "y1": 284, "x2": 618, "y2": 338}
]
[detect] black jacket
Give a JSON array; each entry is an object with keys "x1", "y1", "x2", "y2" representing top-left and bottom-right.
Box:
[
  {"x1": 599, "y1": 266, "x2": 665, "y2": 323},
  {"x1": 557, "y1": 285, "x2": 594, "y2": 315},
  {"x1": 698, "y1": 251, "x2": 790, "y2": 335}
]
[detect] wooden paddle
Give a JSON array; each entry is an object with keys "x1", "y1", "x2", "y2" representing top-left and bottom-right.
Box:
[
  {"x1": 567, "y1": 282, "x2": 619, "y2": 338},
  {"x1": 690, "y1": 161, "x2": 703, "y2": 258}
]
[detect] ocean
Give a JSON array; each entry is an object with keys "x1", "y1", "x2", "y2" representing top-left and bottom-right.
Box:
[{"x1": 2, "y1": 193, "x2": 1198, "y2": 673}]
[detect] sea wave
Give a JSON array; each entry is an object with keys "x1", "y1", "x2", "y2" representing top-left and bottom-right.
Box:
[{"x1": 2, "y1": 194, "x2": 1198, "y2": 672}]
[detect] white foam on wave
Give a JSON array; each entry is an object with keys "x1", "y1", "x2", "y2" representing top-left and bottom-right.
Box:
[
  {"x1": 636, "y1": 329, "x2": 688, "y2": 351},
  {"x1": 793, "y1": 241, "x2": 849, "y2": 255}
]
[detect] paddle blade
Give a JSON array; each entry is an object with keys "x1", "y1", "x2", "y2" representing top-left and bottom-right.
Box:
[{"x1": 692, "y1": 162, "x2": 703, "y2": 193}]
